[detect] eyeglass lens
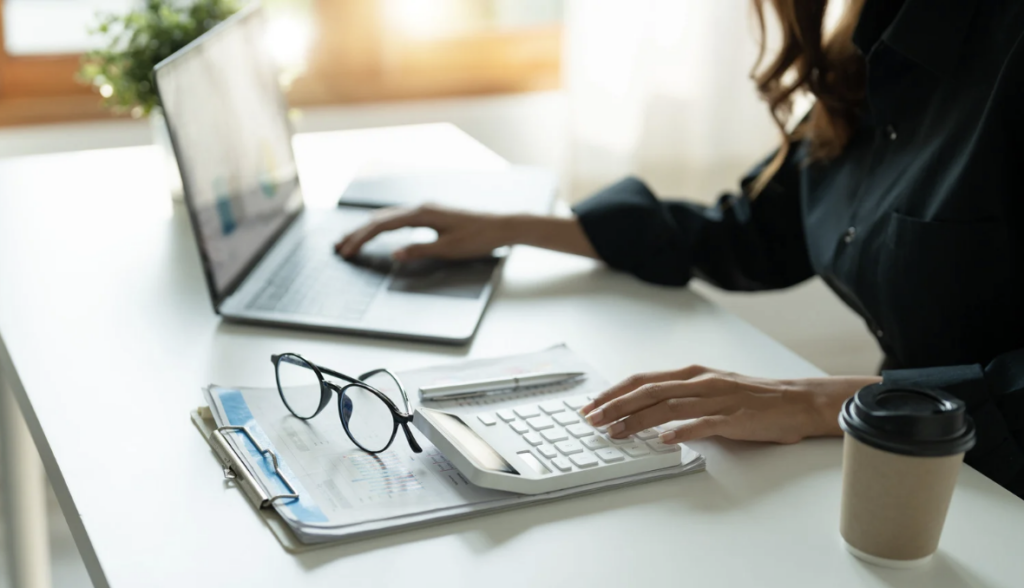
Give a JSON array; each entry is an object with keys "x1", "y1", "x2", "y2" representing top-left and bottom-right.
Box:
[
  {"x1": 340, "y1": 382, "x2": 397, "y2": 453},
  {"x1": 275, "y1": 354, "x2": 323, "y2": 418}
]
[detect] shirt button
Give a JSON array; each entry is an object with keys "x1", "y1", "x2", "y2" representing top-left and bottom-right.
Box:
[
  {"x1": 844, "y1": 227, "x2": 857, "y2": 243},
  {"x1": 876, "y1": 329, "x2": 885, "y2": 338},
  {"x1": 885, "y1": 124, "x2": 897, "y2": 141}
]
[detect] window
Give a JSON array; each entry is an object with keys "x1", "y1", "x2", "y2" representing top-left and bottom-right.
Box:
[
  {"x1": 0, "y1": 0, "x2": 563, "y2": 127},
  {"x1": 3, "y1": 0, "x2": 138, "y2": 55},
  {"x1": 0, "y1": 0, "x2": 124, "y2": 125}
]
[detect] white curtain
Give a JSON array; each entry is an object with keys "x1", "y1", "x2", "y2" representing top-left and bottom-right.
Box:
[{"x1": 562, "y1": 0, "x2": 781, "y2": 204}]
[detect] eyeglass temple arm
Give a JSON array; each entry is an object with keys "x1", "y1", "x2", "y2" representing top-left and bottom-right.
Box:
[
  {"x1": 315, "y1": 364, "x2": 362, "y2": 385},
  {"x1": 271, "y1": 354, "x2": 361, "y2": 385},
  {"x1": 399, "y1": 420, "x2": 423, "y2": 453},
  {"x1": 358, "y1": 368, "x2": 412, "y2": 412}
]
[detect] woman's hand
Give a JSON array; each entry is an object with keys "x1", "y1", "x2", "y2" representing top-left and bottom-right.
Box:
[
  {"x1": 336, "y1": 205, "x2": 513, "y2": 262},
  {"x1": 335, "y1": 205, "x2": 599, "y2": 261},
  {"x1": 580, "y1": 366, "x2": 881, "y2": 445}
]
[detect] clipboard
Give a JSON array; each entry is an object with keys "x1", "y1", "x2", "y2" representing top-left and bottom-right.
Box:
[{"x1": 190, "y1": 347, "x2": 707, "y2": 552}]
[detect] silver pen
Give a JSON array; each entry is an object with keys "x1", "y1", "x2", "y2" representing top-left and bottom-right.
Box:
[{"x1": 418, "y1": 371, "x2": 586, "y2": 401}]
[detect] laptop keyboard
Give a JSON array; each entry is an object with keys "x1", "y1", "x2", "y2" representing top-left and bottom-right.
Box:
[{"x1": 246, "y1": 244, "x2": 387, "y2": 321}]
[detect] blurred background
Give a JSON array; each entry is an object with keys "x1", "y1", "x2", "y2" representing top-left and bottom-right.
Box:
[{"x1": 0, "y1": 1, "x2": 878, "y2": 586}]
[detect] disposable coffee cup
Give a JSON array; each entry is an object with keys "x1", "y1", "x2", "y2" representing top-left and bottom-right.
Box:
[{"x1": 838, "y1": 383, "x2": 976, "y2": 568}]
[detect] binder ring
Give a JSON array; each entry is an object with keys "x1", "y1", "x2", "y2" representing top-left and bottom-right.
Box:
[{"x1": 216, "y1": 425, "x2": 300, "y2": 507}]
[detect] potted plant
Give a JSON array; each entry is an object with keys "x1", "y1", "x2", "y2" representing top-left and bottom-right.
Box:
[{"x1": 78, "y1": 0, "x2": 240, "y2": 198}]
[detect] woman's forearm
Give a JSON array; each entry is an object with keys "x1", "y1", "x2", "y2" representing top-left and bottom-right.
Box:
[{"x1": 500, "y1": 215, "x2": 599, "y2": 259}]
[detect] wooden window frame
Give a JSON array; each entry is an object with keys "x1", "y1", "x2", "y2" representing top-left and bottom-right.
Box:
[{"x1": 0, "y1": 8, "x2": 116, "y2": 126}]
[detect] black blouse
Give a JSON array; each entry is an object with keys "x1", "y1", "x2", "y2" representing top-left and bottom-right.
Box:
[{"x1": 573, "y1": 0, "x2": 1024, "y2": 498}]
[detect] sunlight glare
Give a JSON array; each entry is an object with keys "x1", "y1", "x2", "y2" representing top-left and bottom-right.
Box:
[
  {"x1": 384, "y1": 0, "x2": 460, "y2": 38},
  {"x1": 265, "y1": 15, "x2": 313, "y2": 68}
]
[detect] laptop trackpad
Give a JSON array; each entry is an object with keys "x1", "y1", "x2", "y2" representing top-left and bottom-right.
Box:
[
  {"x1": 388, "y1": 258, "x2": 498, "y2": 299},
  {"x1": 351, "y1": 228, "x2": 497, "y2": 299}
]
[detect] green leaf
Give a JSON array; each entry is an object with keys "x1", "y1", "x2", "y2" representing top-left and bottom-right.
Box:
[{"x1": 76, "y1": 0, "x2": 240, "y2": 112}]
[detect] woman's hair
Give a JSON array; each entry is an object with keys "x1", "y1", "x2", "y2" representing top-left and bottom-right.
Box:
[{"x1": 750, "y1": 0, "x2": 867, "y2": 195}]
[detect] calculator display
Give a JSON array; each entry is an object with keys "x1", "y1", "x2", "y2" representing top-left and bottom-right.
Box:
[{"x1": 428, "y1": 410, "x2": 519, "y2": 475}]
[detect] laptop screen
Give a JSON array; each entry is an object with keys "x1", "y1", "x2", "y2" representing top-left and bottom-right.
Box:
[{"x1": 155, "y1": 7, "x2": 302, "y2": 302}]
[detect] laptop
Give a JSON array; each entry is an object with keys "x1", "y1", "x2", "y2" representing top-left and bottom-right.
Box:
[{"x1": 154, "y1": 6, "x2": 550, "y2": 344}]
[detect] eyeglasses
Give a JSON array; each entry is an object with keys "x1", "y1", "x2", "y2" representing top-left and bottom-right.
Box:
[{"x1": 271, "y1": 353, "x2": 422, "y2": 454}]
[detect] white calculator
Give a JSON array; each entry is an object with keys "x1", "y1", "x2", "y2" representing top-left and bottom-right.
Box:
[{"x1": 413, "y1": 395, "x2": 683, "y2": 494}]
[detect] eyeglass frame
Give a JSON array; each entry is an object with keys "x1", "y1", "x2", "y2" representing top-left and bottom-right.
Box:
[{"x1": 270, "y1": 353, "x2": 422, "y2": 455}]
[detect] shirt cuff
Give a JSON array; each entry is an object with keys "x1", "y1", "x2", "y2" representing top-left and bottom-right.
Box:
[
  {"x1": 572, "y1": 177, "x2": 698, "y2": 285},
  {"x1": 572, "y1": 177, "x2": 660, "y2": 268}
]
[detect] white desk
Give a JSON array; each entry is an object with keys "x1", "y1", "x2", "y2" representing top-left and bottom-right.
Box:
[{"x1": 1, "y1": 124, "x2": 1021, "y2": 588}]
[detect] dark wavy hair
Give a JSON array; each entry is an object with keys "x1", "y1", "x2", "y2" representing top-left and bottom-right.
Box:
[{"x1": 750, "y1": 0, "x2": 867, "y2": 195}]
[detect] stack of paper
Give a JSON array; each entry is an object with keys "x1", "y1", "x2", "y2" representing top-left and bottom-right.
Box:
[{"x1": 201, "y1": 345, "x2": 705, "y2": 546}]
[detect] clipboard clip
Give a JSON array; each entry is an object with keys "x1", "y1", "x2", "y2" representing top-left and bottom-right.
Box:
[{"x1": 210, "y1": 425, "x2": 300, "y2": 509}]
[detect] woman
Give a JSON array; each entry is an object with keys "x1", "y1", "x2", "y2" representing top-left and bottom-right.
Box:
[{"x1": 337, "y1": 0, "x2": 1024, "y2": 498}]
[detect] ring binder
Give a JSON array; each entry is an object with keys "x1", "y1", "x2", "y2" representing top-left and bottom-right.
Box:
[{"x1": 209, "y1": 424, "x2": 299, "y2": 509}]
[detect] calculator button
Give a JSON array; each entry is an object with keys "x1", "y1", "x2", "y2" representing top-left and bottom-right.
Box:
[
  {"x1": 477, "y1": 414, "x2": 497, "y2": 426},
  {"x1": 566, "y1": 424, "x2": 594, "y2": 438},
  {"x1": 622, "y1": 442, "x2": 651, "y2": 457},
  {"x1": 635, "y1": 428, "x2": 659, "y2": 440},
  {"x1": 539, "y1": 401, "x2": 565, "y2": 414},
  {"x1": 538, "y1": 445, "x2": 558, "y2": 459},
  {"x1": 541, "y1": 429, "x2": 568, "y2": 443},
  {"x1": 647, "y1": 439, "x2": 679, "y2": 453},
  {"x1": 523, "y1": 432, "x2": 543, "y2": 446},
  {"x1": 497, "y1": 410, "x2": 516, "y2": 422},
  {"x1": 563, "y1": 397, "x2": 588, "y2": 410},
  {"x1": 570, "y1": 453, "x2": 599, "y2": 468},
  {"x1": 510, "y1": 421, "x2": 530, "y2": 434},
  {"x1": 553, "y1": 412, "x2": 579, "y2": 426},
  {"x1": 551, "y1": 457, "x2": 573, "y2": 472},
  {"x1": 555, "y1": 440, "x2": 584, "y2": 455},
  {"x1": 526, "y1": 416, "x2": 554, "y2": 431},
  {"x1": 514, "y1": 406, "x2": 541, "y2": 419},
  {"x1": 582, "y1": 436, "x2": 609, "y2": 450},
  {"x1": 595, "y1": 448, "x2": 625, "y2": 463}
]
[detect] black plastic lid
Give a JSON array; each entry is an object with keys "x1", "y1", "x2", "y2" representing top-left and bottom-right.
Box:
[{"x1": 839, "y1": 383, "x2": 976, "y2": 457}]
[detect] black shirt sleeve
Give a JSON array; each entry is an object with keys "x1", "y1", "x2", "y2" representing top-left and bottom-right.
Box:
[
  {"x1": 882, "y1": 350, "x2": 1024, "y2": 499},
  {"x1": 572, "y1": 147, "x2": 814, "y2": 291}
]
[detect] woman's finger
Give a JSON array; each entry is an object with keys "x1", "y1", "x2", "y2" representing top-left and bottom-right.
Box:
[
  {"x1": 607, "y1": 397, "x2": 720, "y2": 439},
  {"x1": 336, "y1": 207, "x2": 431, "y2": 258},
  {"x1": 587, "y1": 381, "x2": 678, "y2": 426},
  {"x1": 336, "y1": 209, "x2": 415, "y2": 257},
  {"x1": 658, "y1": 415, "x2": 729, "y2": 443},
  {"x1": 587, "y1": 373, "x2": 725, "y2": 426},
  {"x1": 581, "y1": 364, "x2": 711, "y2": 415}
]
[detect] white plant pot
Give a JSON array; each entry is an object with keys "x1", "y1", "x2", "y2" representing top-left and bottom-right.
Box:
[{"x1": 149, "y1": 109, "x2": 185, "y2": 202}]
